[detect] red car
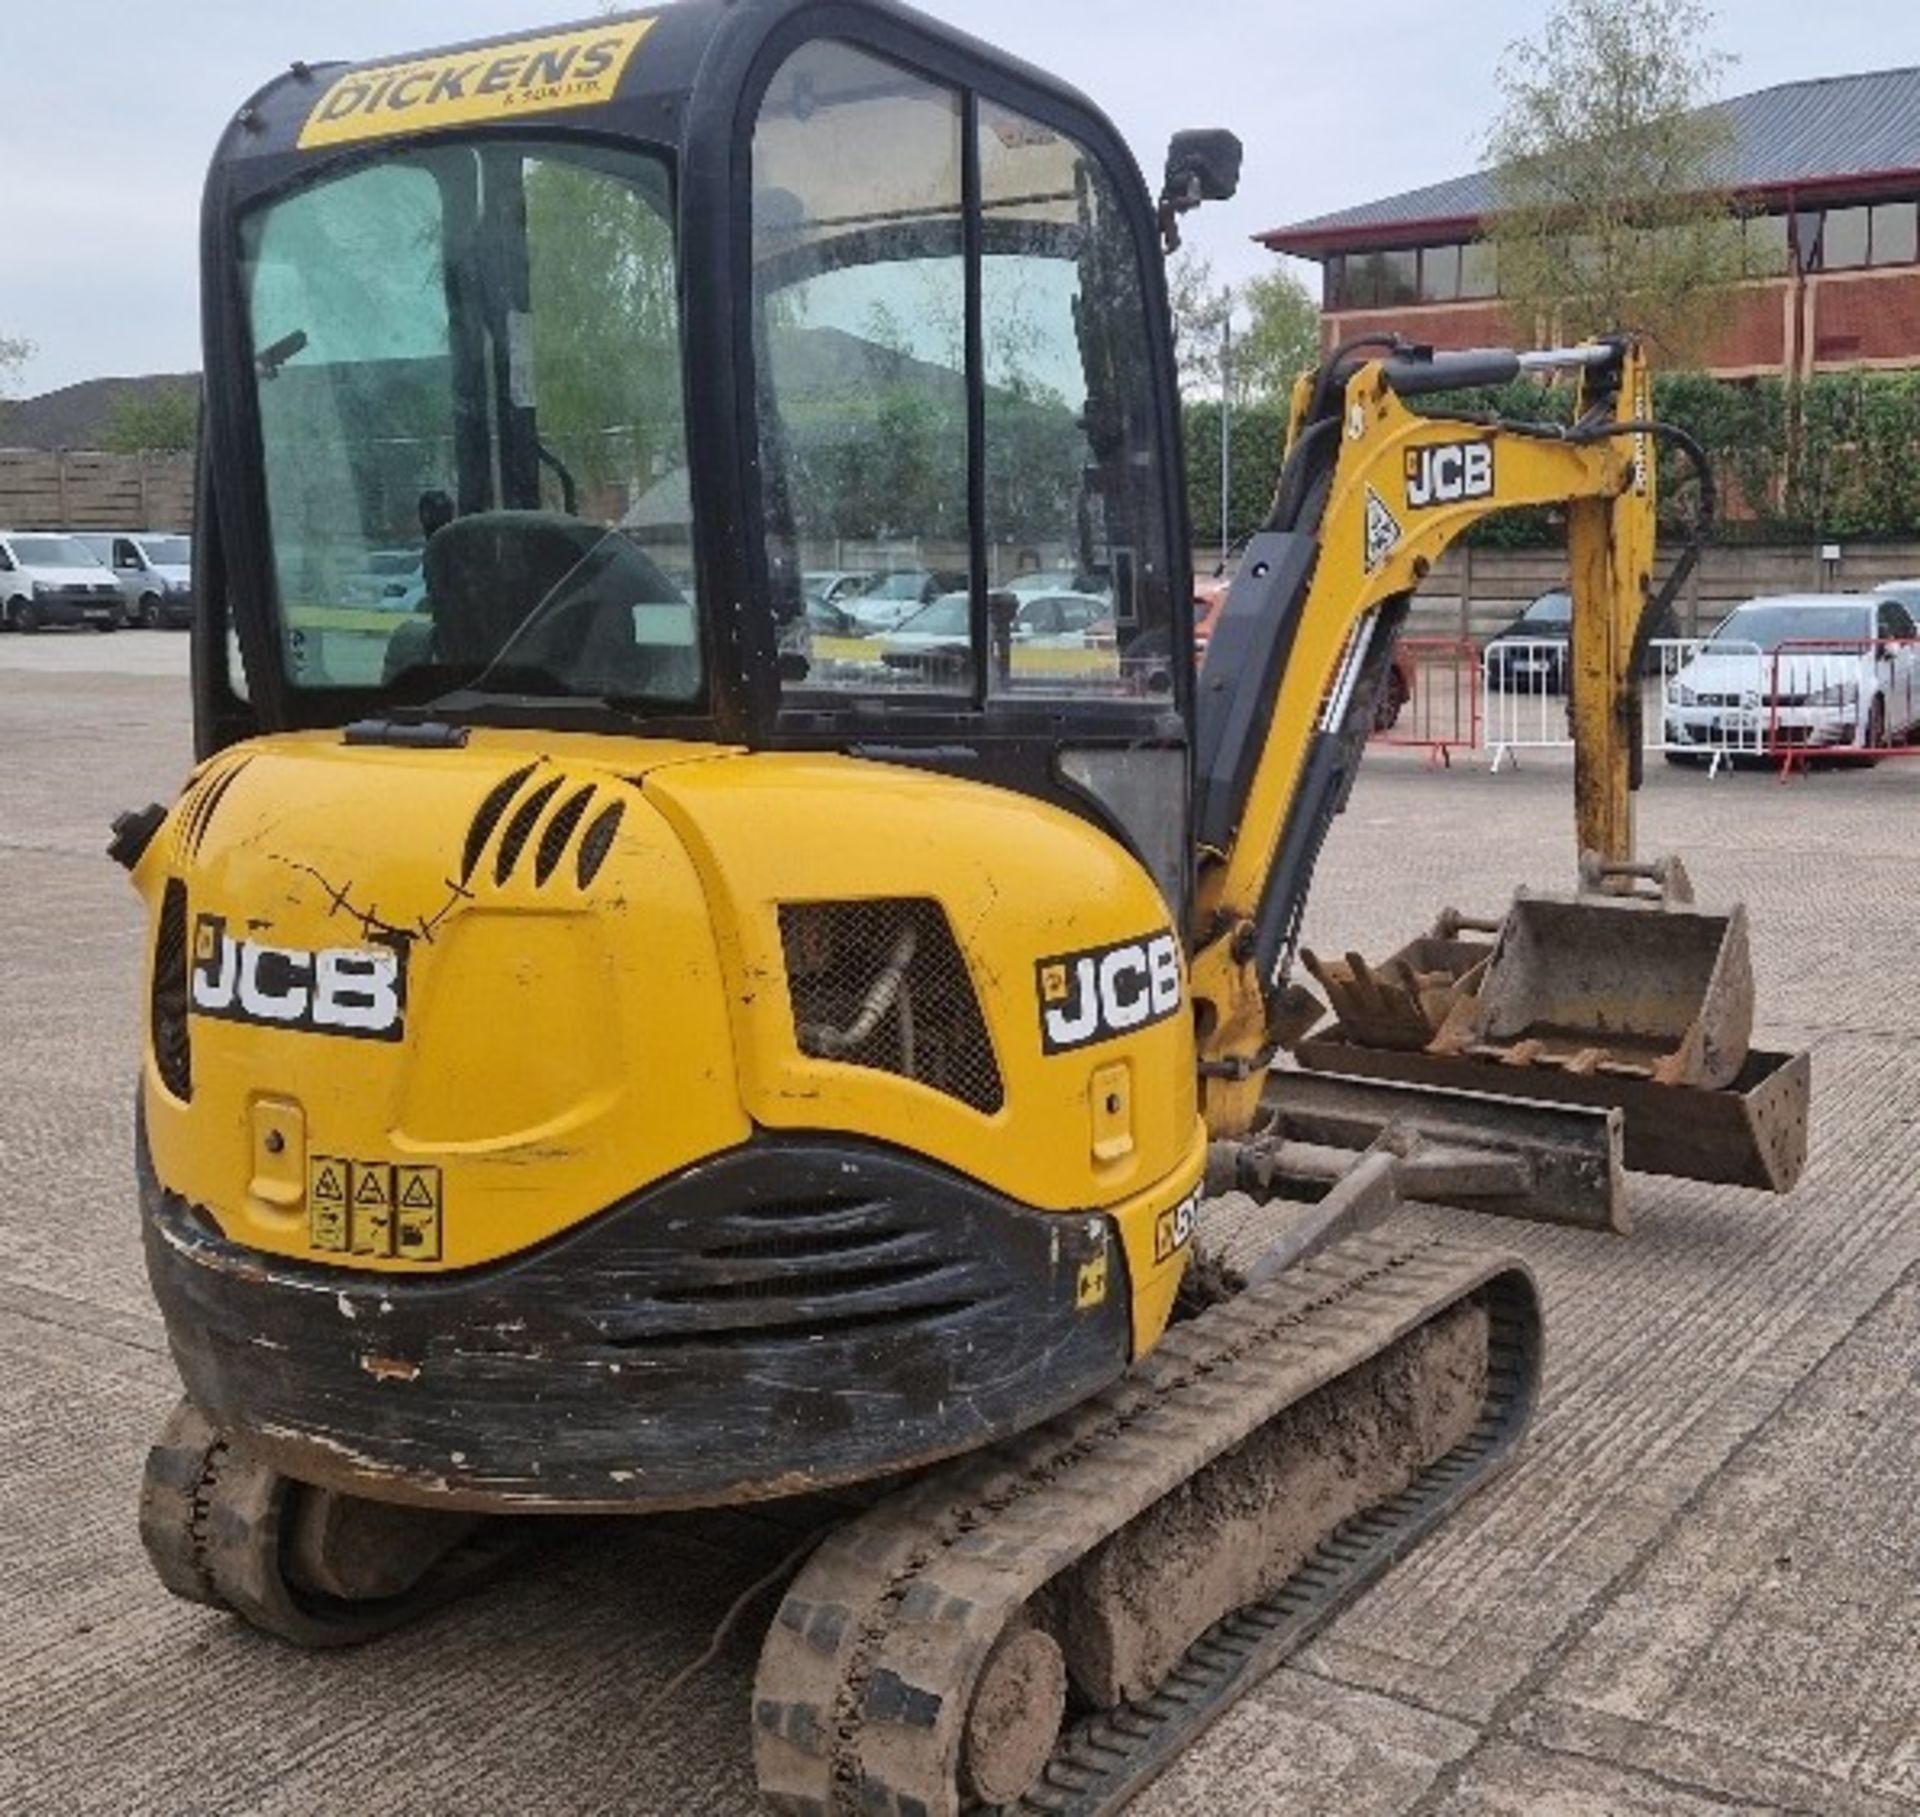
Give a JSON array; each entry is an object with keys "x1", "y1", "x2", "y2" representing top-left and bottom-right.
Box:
[{"x1": 1194, "y1": 573, "x2": 1413, "y2": 730}]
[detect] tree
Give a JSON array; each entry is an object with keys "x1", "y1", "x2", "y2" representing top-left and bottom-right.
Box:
[
  {"x1": 1166, "y1": 252, "x2": 1321, "y2": 409},
  {"x1": 0, "y1": 333, "x2": 30, "y2": 437},
  {"x1": 0, "y1": 333, "x2": 27, "y2": 396},
  {"x1": 1485, "y1": 0, "x2": 1743, "y2": 363},
  {"x1": 1233, "y1": 269, "x2": 1322, "y2": 408},
  {"x1": 105, "y1": 383, "x2": 198, "y2": 454},
  {"x1": 1166, "y1": 250, "x2": 1233, "y2": 400}
]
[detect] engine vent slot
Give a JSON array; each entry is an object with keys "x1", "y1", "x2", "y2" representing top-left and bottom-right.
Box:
[
  {"x1": 178, "y1": 756, "x2": 251, "y2": 859},
  {"x1": 461, "y1": 763, "x2": 540, "y2": 883},
  {"x1": 494, "y1": 776, "x2": 565, "y2": 886},
  {"x1": 779, "y1": 899, "x2": 1004, "y2": 1114},
  {"x1": 577, "y1": 801, "x2": 626, "y2": 887},
  {"x1": 535, "y1": 784, "x2": 599, "y2": 885},
  {"x1": 151, "y1": 879, "x2": 192, "y2": 1101}
]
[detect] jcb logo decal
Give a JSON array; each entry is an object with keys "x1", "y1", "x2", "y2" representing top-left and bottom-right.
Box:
[
  {"x1": 1037, "y1": 931, "x2": 1182, "y2": 1055},
  {"x1": 1406, "y1": 441, "x2": 1495, "y2": 510},
  {"x1": 1155, "y1": 1188, "x2": 1200, "y2": 1265},
  {"x1": 298, "y1": 19, "x2": 653, "y2": 150},
  {"x1": 189, "y1": 914, "x2": 406, "y2": 1042}
]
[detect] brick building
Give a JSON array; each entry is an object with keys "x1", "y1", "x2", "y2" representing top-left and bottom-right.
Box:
[{"x1": 1258, "y1": 67, "x2": 1920, "y2": 378}]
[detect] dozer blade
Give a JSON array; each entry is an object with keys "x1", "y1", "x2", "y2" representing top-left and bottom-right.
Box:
[
  {"x1": 1433, "y1": 855, "x2": 1754, "y2": 1089},
  {"x1": 753, "y1": 1231, "x2": 1540, "y2": 1815}
]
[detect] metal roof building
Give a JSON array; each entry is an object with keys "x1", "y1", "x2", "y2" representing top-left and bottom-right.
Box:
[{"x1": 1258, "y1": 67, "x2": 1920, "y2": 378}]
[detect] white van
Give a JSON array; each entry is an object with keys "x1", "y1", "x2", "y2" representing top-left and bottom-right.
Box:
[
  {"x1": 0, "y1": 532, "x2": 124, "y2": 632},
  {"x1": 74, "y1": 531, "x2": 194, "y2": 627}
]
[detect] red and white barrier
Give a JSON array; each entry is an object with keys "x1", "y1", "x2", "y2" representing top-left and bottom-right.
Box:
[
  {"x1": 1372, "y1": 636, "x2": 1481, "y2": 767},
  {"x1": 1765, "y1": 637, "x2": 1920, "y2": 775}
]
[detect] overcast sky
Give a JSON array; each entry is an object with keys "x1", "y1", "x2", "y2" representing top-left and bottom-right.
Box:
[{"x1": 1, "y1": 0, "x2": 1909, "y2": 393}]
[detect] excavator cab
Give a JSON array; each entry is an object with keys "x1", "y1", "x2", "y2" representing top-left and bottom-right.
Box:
[{"x1": 192, "y1": 6, "x2": 1196, "y2": 911}]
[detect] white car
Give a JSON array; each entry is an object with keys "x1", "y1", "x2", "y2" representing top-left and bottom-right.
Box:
[
  {"x1": 1666, "y1": 594, "x2": 1920, "y2": 756},
  {"x1": 0, "y1": 532, "x2": 125, "y2": 632},
  {"x1": 802, "y1": 569, "x2": 876, "y2": 608},
  {"x1": 843, "y1": 569, "x2": 955, "y2": 631},
  {"x1": 878, "y1": 590, "x2": 1114, "y2": 674},
  {"x1": 345, "y1": 549, "x2": 427, "y2": 612}
]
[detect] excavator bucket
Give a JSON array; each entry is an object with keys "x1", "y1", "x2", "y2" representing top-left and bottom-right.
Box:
[
  {"x1": 1295, "y1": 856, "x2": 1809, "y2": 1196},
  {"x1": 1302, "y1": 911, "x2": 1498, "y2": 1052},
  {"x1": 1433, "y1": 858, "x2": 1753, "y2": 1089}
]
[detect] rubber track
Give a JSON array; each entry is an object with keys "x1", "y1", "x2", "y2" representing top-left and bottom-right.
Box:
[
  {"x1": 139, "y1": 1397, "x2": 531, "y2": 1648},
  {"x1": 753, "y1": 1230, "x2": 1542, "y2": 1815}
]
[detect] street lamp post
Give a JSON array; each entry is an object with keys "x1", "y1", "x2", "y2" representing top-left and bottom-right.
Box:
[{"x1": 1220, "y1": 303, "x2": 1232, "y2": 566}]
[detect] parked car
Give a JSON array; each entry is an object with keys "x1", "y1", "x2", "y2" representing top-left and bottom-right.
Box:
[
  {"x1": 803, "y1": 591, "x2": 860, "y2": 637},
  {"x1": 74, "y1": 531, "x2": 193, "y2": 627},
  {"x1": 802, "y1": 569, "x2": 877, "y2": 609},
  {"x1": 344, "y1": 548, "x2": 427, "y2": 612},
  {"x1": 1665, "y1": 593, "x2": 1920, "y2": 760},
  {"x1": 1483, "y1": 590, "x2": 1572, "y2": 691},
  {"x1": 844, "y1": 568, "x2": 966, "y2": 631},
  {"x1": 1192, "y1": 574, "x2": 1229, "y2": 655},
  {"x1": 0, "y1": 532, "x2": 124, "y2": 631},
  {"x1": 1372, "y1": 643, "x2": 1417, "y2": 732}
]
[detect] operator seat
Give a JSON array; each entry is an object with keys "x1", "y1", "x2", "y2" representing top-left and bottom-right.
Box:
[{"x1": 423, "y1": 510, "x2": 612, "y2": 669}]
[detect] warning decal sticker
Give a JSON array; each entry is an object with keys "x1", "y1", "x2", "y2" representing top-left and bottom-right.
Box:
[
  {"x1": 307, "y1": 1155, "x2": 442, "y2": 1262},
  {"x1": 299, "y1": 17, "x2": 655, "y2": 151},
  {"x1": 1363, "y1": 486, "x2": 1404, "y2": 574}
]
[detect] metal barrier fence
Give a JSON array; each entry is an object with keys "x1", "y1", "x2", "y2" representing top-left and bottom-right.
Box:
[
  {"x1": 1767, "y1": 637, "x2": 1920, "y2": 776},
  {"x1": 1484, "y1": 637, "x2": 1768, "y2": 775},
  {"x1": 1372, "y1": 636, "x2": 1481, "y2": 766},
  {"x1": 1655, "y1": 638, "x2": 1769, "y2": 773}
]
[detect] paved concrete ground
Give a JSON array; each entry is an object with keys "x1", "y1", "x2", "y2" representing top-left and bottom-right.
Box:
[{"x1": 3, "y1": 627, "x2": 1917, "y2": 1813}]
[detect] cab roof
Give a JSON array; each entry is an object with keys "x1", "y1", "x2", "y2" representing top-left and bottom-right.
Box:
[{"x1": 214, "y1": 0, "x2": 1115, "y2": 175}]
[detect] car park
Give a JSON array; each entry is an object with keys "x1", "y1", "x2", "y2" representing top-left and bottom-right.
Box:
[
  {"x1": 1665, "y1": 593, "x2": 1920, "y2": 759},
  {"x1": 0, "y1": 532, "x2": 125, "y2": 632},
  {"x1": 74, "y1": 530, "x2": 193, "y2": 627}
]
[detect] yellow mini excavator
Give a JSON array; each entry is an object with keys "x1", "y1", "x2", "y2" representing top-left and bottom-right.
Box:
[{"x1": 116, "y1": 4, "x2": 1808, "y2": 1809}]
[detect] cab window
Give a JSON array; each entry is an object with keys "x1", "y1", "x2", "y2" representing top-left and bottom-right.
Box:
[{"x1": 751, "y1": 42, "x2": 1172, "y2": 706}]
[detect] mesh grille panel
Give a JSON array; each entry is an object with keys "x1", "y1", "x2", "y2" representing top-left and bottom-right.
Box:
[{"x1": 780, "y1": 900, "x2": 1004, "y2": 1114}]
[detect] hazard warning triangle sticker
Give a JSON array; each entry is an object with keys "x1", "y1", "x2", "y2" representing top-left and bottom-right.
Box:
[
  {"x1": 1364, "y1": 486, "x2": 1403, "y2": 574},
  {"x1": 353, "y1": 1168, "x2": 390, "y2": 1208},
  {"x1": 399, "y1": 1172, "x2": 436, "y2": 1210}
]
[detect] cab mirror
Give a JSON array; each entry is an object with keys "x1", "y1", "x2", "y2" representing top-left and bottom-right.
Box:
[
  {"x1": 1163, "y1": 129, "x2": 1242, "y2": 207},
  {"x1": 1158, "y1": 130, "x2": 1242, "y2": 251}
]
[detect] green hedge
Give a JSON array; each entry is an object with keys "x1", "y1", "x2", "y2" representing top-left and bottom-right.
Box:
[{"x1": 1185, "y1": 372, "x2": 1920, "y2": 551}]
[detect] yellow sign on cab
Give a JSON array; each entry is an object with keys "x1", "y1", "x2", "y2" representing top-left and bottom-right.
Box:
[{"x1": 298, "y1": 18, "x2": 655, "y2": 151}]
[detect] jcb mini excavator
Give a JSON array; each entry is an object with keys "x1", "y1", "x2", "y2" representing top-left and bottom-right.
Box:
[{"x1": 115, "y1": 3, "x2": 1808, "y2": 1809}]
